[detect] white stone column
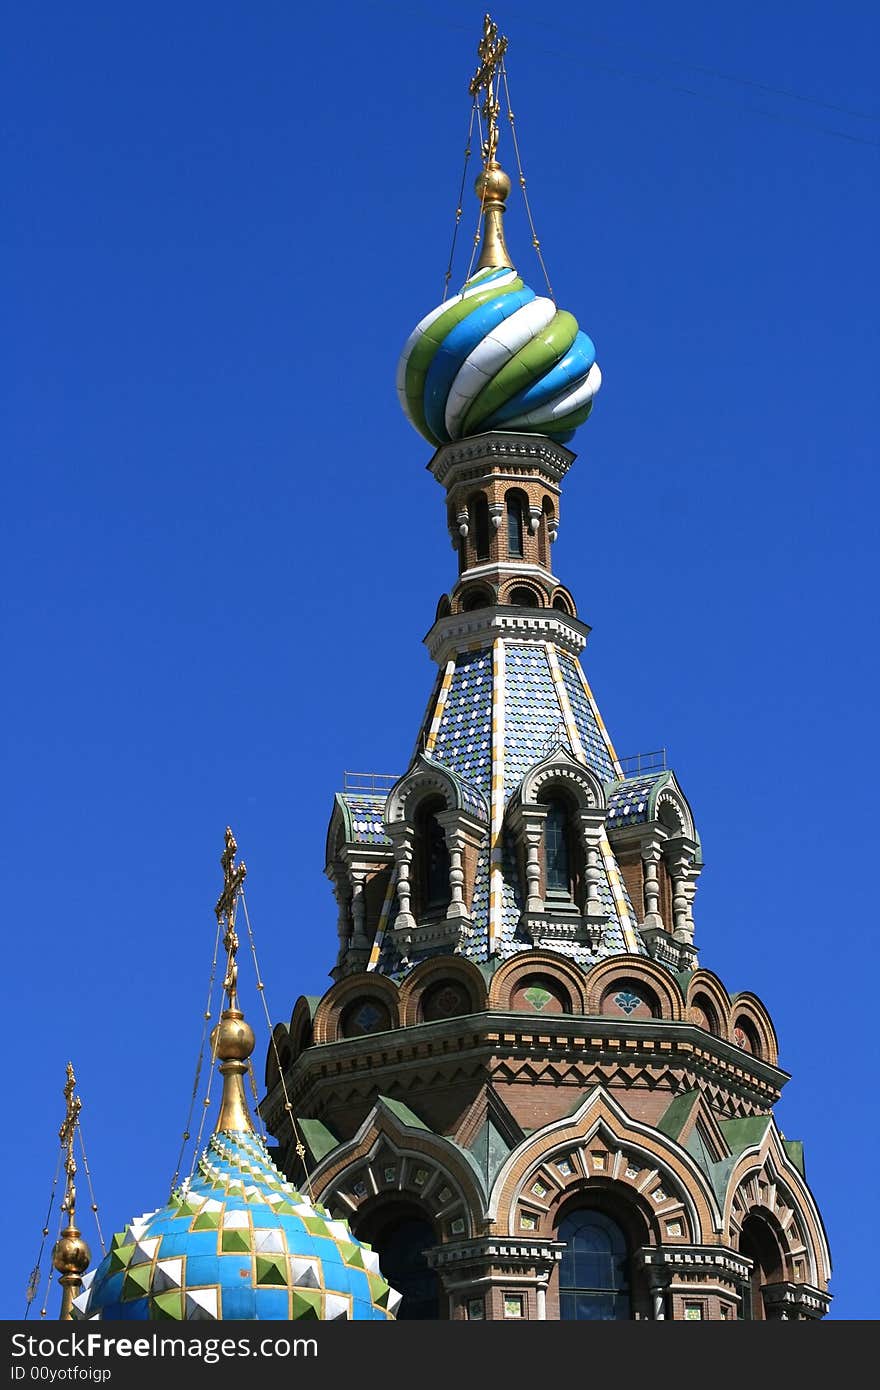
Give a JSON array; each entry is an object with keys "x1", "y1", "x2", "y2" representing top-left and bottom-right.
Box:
[
  {"x1": 444, "y1": 824, "x2": 468, "y2": 919},
  {"x1": 349, "y1": 870, "x2": 370, "y2": 954},
  {"x1": 641, "y1": 840, "x2": 664, "y2": 931},
  {"x1": 388, "y1": 827, "x2": 416, "y2": 938},
  {"x1": 331, "y1": 873, "x2": 352, "y2": 964}
]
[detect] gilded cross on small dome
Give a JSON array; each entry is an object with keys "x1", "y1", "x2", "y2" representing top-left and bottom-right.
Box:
[
  {"x1": 469, "y1": 13, "x2": 508, "y2": 167},
  {"x1": 215, "y1": 826, "x2": 247, "y2": 1001}
]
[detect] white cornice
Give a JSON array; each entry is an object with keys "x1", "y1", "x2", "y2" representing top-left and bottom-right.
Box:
[
  {"x1": 424, "y1": 605, "x2": 591, "y2": 663},
  {"x1": 429, "y1": 433, "x2": 576, "y2": 489}
]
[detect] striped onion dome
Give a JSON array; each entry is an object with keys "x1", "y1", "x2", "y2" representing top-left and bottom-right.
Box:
[
  {"x1": 397, "y1": 264, "x2": 601, "y2": 446},
  {"x1": 71, "y1": 1129, "x2": 401, "y2": 1321}
]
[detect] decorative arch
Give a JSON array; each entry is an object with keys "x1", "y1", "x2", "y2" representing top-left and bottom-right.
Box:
[
  {"x1": 515, "y1": 742, "x2": 606, "y2": 813},
  {"x1": 385, "y1": 754, "x2": 488, "y2": 827},
  {"x1": 550, "y1": 587, "x2": 576, "y2": 616},
  {"x1": 435, "y1": 594, "x2": 452, "y2": 621},
  {"x1": 489, "y1": 1087, "x2": 720, "y2": 1245},
  {"x1": 584, "y1": 957, "x2": 685, "y2": 1022},
  {"x1": 456, "y1": 581, "x2": 496, "y2": 613},
  {"x1": 722, "y1": 1124, "x2": 831, "y2": 1292},
  {"x1": 650, "y1": 774, "x2": 697, "y2": 843},
  {"x1": 312, "y1": 971, "x2": 401, "y2": 1045},
  {"x1": 310, "y1": 1098, "x2": 488, "y2": 1243},
  {"x1": 384, "y1": 756, "x2": 488, "y2": 954},
  {"x1": 489, "y1": 949, "x2": 588, "y2": 1014},
  {"x1": 685, "y1": 970, "x2": 731, "y2": 1040},
  {"x1": 399, "y1": 956, "x2": 488, "y2": 1027},
  {"x1": 728, "y1": 992, "x2": 778, "y2": 1066},
  {"x1": 288, "y1": 994, "x2": 319, "y2": 1062},
  {"x1": 265, "y1": 1021, "x2": 290, "y2": 1091}
]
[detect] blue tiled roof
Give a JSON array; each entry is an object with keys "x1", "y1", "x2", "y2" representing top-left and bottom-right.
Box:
[
  {"x1": 341, "y1": 794, "x2": 391, "y2": 845},
  {"x1": 431, "y1": 648, "x2": 493, "y2": 797},
  {"x1": 503, "y1": 644, "x2": 565, "y2": 794},
  {"x1": 370, "y1": 639, "x2": 650, "y2": 977},
  {"x1": 605, "y1": 773, "x2": 666, "y2": 829},
  {"x1": 558, "y1": 652, "x2": 616, "y2": 781}
]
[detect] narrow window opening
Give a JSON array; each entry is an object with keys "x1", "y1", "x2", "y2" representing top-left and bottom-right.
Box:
[{"x1": 506, "y1": 492, "x2": 524, "y2": 558}]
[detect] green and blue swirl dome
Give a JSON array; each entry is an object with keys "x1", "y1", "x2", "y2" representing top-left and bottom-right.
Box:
[
  {"x1": 71, "y1": 1130, "x2": 400, "y2": 1321},
  {"x1": 397, "y1": 265, "x2": 601, "y2": 446}
]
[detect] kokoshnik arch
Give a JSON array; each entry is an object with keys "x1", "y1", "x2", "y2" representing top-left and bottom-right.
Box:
[{"x1": 258, "y1": 15, "x2": 833, "y2": 1322}]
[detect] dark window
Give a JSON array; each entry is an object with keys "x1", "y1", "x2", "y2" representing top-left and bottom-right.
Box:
[
  {"x1": 472, "y1": 494, "x2": 490, "y2": 561},
  {"x1": 509, "y1": 585, "x2": 539, "y2": 607},
  {"x1": 558, "y1": 1210, "x2": 631, "y2": 1321},
  {"x1": 461, "y1": 586, "x2": 493, "y2": 611},
  {"x1": 416, "y1": 798, "x2": 450, "y2": 913},
  {"x1": 544, "y1": 799, "x2": 571, "y2": 895},
  {"x1": 506, "y1": 493, "x2": 524, "y2": 558},
  {"x1": 376, "y1": 1217, "x2": 439, "y2": 1320}
]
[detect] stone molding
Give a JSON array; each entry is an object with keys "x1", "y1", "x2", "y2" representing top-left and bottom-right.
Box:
[{"x1": 425, "y1": 607, "x2": 591, "y2": 664}]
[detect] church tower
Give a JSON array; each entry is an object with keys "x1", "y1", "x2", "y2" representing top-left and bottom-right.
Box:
[{"x1": 262, "y1": 16, "x2": 831, "y2": 1322}]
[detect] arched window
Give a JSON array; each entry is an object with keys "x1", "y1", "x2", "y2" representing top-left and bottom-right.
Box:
[
  {"x1": 558, "y1": 1210, "x2": 631, "y2": 1321},
  {"x1": 539, "y1": 497, "x2": 554, "y2": 567},
  {"x1": 508, "y1": 585, "x2": 539, "y2": 608},
  {"x1": 355, "y1": 1207, "x2": 440, "y2": 1320},
  {"x1": 416, "y1": 797, "x2": 450, "y2": 914},
  {"x1": 471, "y1": 494, "x2": 490, "y2": 562},
  {"x1": 738, "y1": 1213, "x2": 784, "y2": 1320},
  {"x1": 377, "y1": 1216, "x2": 439, "y2": 1320},
  {"x1": 544, "y1": 798, "x2": 572, "y2": 898},
  {"x1": 506, "y1": 491, "x2": 524, "y2": 558},
  {"x1": 460, "y1": 584, "x2": 494, "y2": 612}
]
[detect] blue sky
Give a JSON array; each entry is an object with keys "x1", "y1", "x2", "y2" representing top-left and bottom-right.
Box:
[{"x1": 4, "y1": 1, "x2": 877, "y2": 1320}]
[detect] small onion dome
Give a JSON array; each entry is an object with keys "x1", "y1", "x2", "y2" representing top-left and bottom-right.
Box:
[
  {"x1": 71, "y1": 1130, "x2": 400, "y2": 1321},
  {"x1": 397, "y1": 265, "x2": 601, "y2": 446}
]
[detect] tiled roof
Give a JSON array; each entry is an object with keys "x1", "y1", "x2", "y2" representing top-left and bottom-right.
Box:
[
  {"x1": 605, "y1": 773, "x2": 667, "y2": 828},
  {"x1": 339, "y1": 793, "x2": 391, "y2": 846}
]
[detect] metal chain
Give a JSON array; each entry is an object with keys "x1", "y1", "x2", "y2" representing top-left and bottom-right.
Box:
[
  {"x1": 442, "y1": 100, "x2": 478, "y2": 300},
  {"x1": 24, "y1": 1149, "x2": 62, "y2": 1318},
  {"x1": 168, "y1": 919, "x2": 222, "y2": 1196},
  {"x1": 500, "y1": 60, "x2": 554, "y2": 298},
  {"x1": 75, "y1": 1121, "x2": 106, "y2": 1255},
  {"x1": 239, "y1": 890, "x2": 314, "y2": 1199},
  {"x1": 464, "y1": 108, "x2": 490, "y2": 284}
]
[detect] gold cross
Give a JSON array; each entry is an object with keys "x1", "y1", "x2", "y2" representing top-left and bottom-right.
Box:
[
  {"x1": 215, "y1": 826, "x2": 247, "y2": 997},
  {"x1": 58, "y1": 1062, "x2": 81, "y2": 1215},
  {"x1": 469, "y1": 13, "x2": 508, "y2": 166}
]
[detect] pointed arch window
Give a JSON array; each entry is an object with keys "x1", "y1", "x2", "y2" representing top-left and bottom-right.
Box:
[
  {"x1": 506, "y1": 491, "x2": 524, "y2": 558},
  {"x1": 558, "y1": 1210, "x2": 631, "y2": 1321}
]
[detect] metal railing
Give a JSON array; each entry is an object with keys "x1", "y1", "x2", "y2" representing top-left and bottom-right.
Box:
[
  {"x1": 616, "y1": 748, "x2": 667, "y2": 778},
  {"x1": 343, "y1": 770, "x2": 400, "y2": 796}
]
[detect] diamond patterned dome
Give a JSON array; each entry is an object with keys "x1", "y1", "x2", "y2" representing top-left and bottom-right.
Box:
[{"x1": 73, "y1": 1129, "x2": 400, "y2": 1321}]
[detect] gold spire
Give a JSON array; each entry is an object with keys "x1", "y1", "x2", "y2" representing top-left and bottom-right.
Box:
[
  {"x1": 211, "y1": 827, "x2": 255, "y2": 1133},
  {"x1": 51, "y1": 1064, "x2": 90, "y2": 1320},
  {"x1": 469, "y1": 13, "x2": 513, "y2": 272}
]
